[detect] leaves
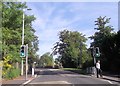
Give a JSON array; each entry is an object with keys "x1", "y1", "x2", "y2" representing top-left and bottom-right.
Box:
[
  {"x1": 2, "y1": 2, "x2": 39, "y2": 69},
  {"x1": 53, "y1": 30, "x2": 89, "y2": 68},
  {"x1": 39, "y1": 52, "x2": 54, "y2": 67},
  {"x1": 90, "y1": 16, "x2": 119, "y2": 72}
]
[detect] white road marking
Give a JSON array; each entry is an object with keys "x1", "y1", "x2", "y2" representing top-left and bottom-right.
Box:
[
  {"x1": 21, "y1": 75, "x2": 38, "y2": 85},
  {"x1": 48, "y1": 69, "x2": 60, "y2": 71},
  {"x1": 59, "y1": 73, "x2": 91, "y2": 78},
  {"x1": 30, "y1": 81, "x2": 71, "y2": 84},
  {"x1": 90, "y1": 75, "x2": 114, "y2": 84},
  {"x1": 35, "y1": 69, "x2": 115, "y2": 85},
  {"x1": 107, "y1": 80, "x2": 113, "y2": 84},
  {"x1": 20, "y1": 79, "x2": 32, "y2": 86},
  {"x1": 23, "y1": 80, "x2": 31, "y2": 85},
  {"x1": 99, "y1": 79, "x2": 113, "y2": 84}
]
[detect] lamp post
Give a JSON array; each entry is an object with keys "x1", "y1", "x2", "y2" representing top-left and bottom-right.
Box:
[
  {"x1": 21, "y1": 9, "x2": 25, "y2": 76},
  {"x1": 21, "y1": 8, "x2": 31, "y2": 76},
  {"x1": 22, "y1": 9, "x2": 25, "y2": 45}
]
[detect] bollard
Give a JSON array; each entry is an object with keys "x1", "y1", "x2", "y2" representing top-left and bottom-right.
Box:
[{"x1": 32, "y1": 68, "x2": 34, "y2": 76}]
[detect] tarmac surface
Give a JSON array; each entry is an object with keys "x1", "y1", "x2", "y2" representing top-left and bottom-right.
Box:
[{"x1": 1, "y1": 68, "x2": 120, "y2": 86}]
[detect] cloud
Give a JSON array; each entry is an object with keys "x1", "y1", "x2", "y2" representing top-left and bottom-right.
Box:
[
  {"x1": 25, "y1": 0, "x2": 119, "y2": 2},
  {"x1": 27, "y1": 2, "x2": 118, "y2": 56}
]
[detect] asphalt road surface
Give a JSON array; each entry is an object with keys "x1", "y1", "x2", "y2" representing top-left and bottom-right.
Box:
[{"x1": 25, "y1": 68, "x2": 119, "y2": 86}]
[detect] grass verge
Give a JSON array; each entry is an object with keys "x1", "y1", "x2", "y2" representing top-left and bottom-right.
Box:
[{"x1": 62, "y1": 68, "x2": 87, "y2": 75}]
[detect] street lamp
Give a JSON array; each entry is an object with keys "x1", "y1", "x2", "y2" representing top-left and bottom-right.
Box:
[
  {"x1": 21, "y1": 8, "x2": 31, "y2": 76},
  {"x1": 21, "y1": 9, "x2": 25, "y2": 76},
  {"x1": 22, "y1": 8, "x2": 31, "y2": 45}
]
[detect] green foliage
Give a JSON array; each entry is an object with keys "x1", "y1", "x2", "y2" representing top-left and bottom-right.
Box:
[
  {"x1": 2, "y1": 55, "x2": 20, "y2": 79},
  {"x1": 2, "y1": 2, "x2": 39, "y2": 79},
  {"x1": 89, "y1": 16, "x2": 114, "y2": 47},
  {"x1": 101, "y1": 31, "x2": 120, "y2": 71},
  {"x1": 3, "y1": 68, "x2": 20, "y2": 80},
  {"x1": 53, "y1": 30, "x2": 90, "y2": 68},
  {"x1": 90, "y1": 16, "x2": 119, "y2": 72},
  {"x1": 39, "y1": 52, "x2": 54, "y2": 67},
  {"x1": 62, "y1": 68, "x2": 86, "y2": 74},
  {"x1": 2, "y1": 2, "x2": 39, "y2": 58}
]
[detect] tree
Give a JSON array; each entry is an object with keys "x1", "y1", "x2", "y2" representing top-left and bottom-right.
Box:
[
  {"x1": 101, "y1": 31, "x2": 120, "y2": 71},
  {"x1": 89, "y1": 16, "x2": 114, "y2": 48},
  {"x1": 39, "y1": 52, "x2": 54, "y2": 68},
  {"x1": 53, "y1": 30, "x2": 89, "y2": 68},
  {"x1": 89, "y1": 16, "x2": 119, "y2": 72},
  {"x1": 2, "y1": 2, "x2": 39, "y2": 61},
  {"x1": 2, "y1": 2, "x2": 39, "y2": 78}
]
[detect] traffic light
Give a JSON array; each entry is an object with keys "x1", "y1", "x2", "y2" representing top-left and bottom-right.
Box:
[
  {"x1": 95, "y1": 47, "x2": 100, "y2": 57},
  {"x1": 20, "y1": 45, "x2": 25, "y2": 57}
]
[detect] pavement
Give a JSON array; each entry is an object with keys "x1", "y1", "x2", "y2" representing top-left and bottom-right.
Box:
[
  {"x1": 102, "y1": 73, "x2": 120, "y2": 83},
  {"x1": 2, "y1": 74, "x2": 37, "y2": 85},
  {"x1": 1, "y1": 71, "x2": 120, "y2": 85},
  {"x1": 90, "y1": 72, "x2": 120, "y2": 84},
  {"x1": 93, "y1": 74, "x2": 119, "y2": 81}
]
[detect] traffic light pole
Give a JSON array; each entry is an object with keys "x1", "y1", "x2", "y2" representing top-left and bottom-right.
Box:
[
  {"x1": 90, "y1": 47, "x2": 96, "y2": 75},
  {"x1": 79, "y1": 42, "x2": 82, "y2": 68},
  {"x1": 21, "y1": 9, "x2": 25, "y2": 76},
  {"x1": 25, "y1": 44, "x2": 28, "y2": 80},
  {"x1": 93, "y1": 47, "x2": 96, "y2": 65}
]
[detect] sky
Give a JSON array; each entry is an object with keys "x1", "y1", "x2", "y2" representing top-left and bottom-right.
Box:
[{"x1": 26, "y1": 2, "x2": 118, "y2": 56}]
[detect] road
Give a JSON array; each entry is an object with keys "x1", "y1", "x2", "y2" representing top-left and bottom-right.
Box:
[{"x1": 24, "y1": 68, "x2": 119, "y2": 86}]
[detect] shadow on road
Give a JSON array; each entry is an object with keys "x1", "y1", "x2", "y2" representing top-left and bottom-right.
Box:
[
  {"x1": 35, "y1": 68, "x2": 75, "y2": 76},
  {"x1": 34, "y1": 68, "x2": 90, "y2": 79}
]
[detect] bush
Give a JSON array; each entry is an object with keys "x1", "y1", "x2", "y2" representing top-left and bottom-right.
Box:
[
  {"x1": 44, "y1": 66, "x2": 53, "y2": 68},
  {"x1": 3, "y1": 68, "x2": 20, "y2": 80},
  {"x1": 82, "y1": 60, "x2": 93, "y2": 69},
  {"x1": 53, "y1": 65, "x2": 59, "y2": 69}
]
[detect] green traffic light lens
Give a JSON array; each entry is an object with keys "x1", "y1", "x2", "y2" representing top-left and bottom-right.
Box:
[
  {"x1": 21, "y1": 53, "x2": 24, "y2": 56},
  {"x1": 96, "y1": 53, "x2": 100, "y2": 57}
]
